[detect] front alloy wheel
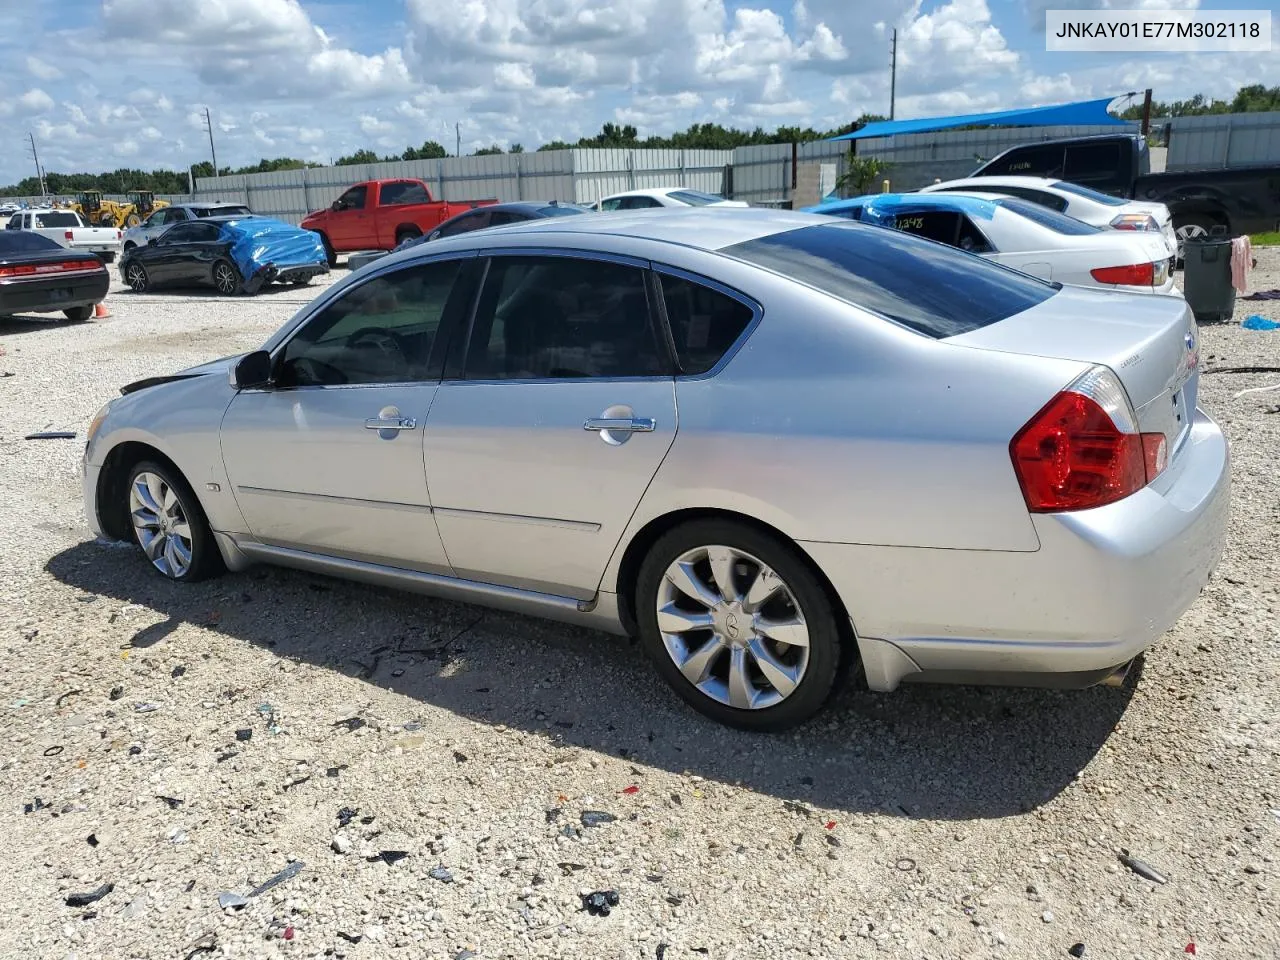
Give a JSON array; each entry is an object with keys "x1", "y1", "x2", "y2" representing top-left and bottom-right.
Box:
[
  {"x1": 129, "y1": 470, "x2": 195, "y2": 578},
  {"x1": 125, "y1": 263, "x2": 148, "y2": 292}
]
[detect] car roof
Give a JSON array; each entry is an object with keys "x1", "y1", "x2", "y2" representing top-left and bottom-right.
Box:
[
  {"x1": 932, "y1": 175, "x2": 1065, "y2": 191},
  {"x1": 600, "y1": 187, "x2": 682, "y2": 200},
  {"x1": 463, "y1": 200, "x2": 578, "y2": 216},
  {"x1": 174, "y1": 201, "x2": 249, "y2": 209},
  {"x1": 420, "y1": 206, "x2": 831, "y2": 252},
  {"x1": 816, "y1": 193, "x2": 1011, "y2": 220}
]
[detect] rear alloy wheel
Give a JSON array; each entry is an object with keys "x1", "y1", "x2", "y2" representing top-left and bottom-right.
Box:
[
  {"x1": 636, "y1": 520, "x2": 844, "y2": 731},
  {"x1": 63, "y1": 305, "x2": 94, "y2": 322},
  {"x1": 212, "y1": 259, "x2": 242, "y2": 295},
  {"x1": 125, "y1": 461, "x2": 222, "y2": 582},
  {"x1": 124, "y1": 262, "x2": 149, "y2": 292},
  {"x1": 395, "y1": 227, "x2": 421, "y2": 248}
]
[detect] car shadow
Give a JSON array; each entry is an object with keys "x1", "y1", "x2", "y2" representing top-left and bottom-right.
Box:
[
  {"x1": 0, "y1": 314, "x2": 89, "y2": 334},
  {"x1": 47, "y1": 540, "x2": 1136, "y2": 821},
  {"x1": 117, "y1": 284, "x2": 317, "y2": 299}
]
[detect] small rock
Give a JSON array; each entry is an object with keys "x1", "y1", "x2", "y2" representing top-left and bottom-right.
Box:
[
  {"x1": 1041, "y1": 911, "x2": 1054, "y2": 924},
  {"x1": 331, "y1": 834, "x2": 352, "y2": 855},
  {"x1": 429, "y1": 866, "x2": 455, "y2": 883}
]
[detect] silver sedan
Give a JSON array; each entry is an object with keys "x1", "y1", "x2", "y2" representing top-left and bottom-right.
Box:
[{"x1": 82, "y1": 209, "x2": 1229, "y2": 731}]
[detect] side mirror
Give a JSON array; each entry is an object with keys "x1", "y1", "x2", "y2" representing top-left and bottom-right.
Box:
[
  {"x1": 231, "y1": 350, "x2": 273, "y2": 389},
  {"x1": 147, "y1": 237, "x2": 157, "y2": 244},
  {"x1": 331, "y1": 200, "x2": 345, "y2": 212}
]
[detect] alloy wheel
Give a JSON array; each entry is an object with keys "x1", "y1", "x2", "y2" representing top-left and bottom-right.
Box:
[
  {"x1": 129, "y1": 471, "x2": 195, "y2": 578},
  {"x1": 213, "y1": 262, "x2": 239, "y2": 295},
  {"x1": 125, "y1": 264, "x2": 147, "y2": 292},
  {"x1": 1175, "y1": 222, "x2": 1208, "y2": 260},
  {"x1": 656, "y1": 544, "x2": 810, "y2": 710}
]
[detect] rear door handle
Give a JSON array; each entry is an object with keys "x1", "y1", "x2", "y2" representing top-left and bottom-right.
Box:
[
  {"x1": 583, "y1": 417, "x2": 656, "y2": 433},
  {"x1": 365, "y1": 416, "x2": 417, "y2": 431}
]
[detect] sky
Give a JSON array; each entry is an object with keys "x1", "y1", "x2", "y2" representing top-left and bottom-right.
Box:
[{"x1": 1, "y1": 0, "x2": 1276, "y2": 183}]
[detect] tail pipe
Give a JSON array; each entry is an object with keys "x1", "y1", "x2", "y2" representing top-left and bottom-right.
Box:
[{"x1": 1100, "y1": 659, "x2": 1135, "y2": 688}]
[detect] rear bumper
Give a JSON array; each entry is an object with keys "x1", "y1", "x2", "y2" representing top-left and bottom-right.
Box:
[
  {"x1": 0, "y1": 271, "x2": 109, "y2": 314},
  {"x1": 804, "y1": 407, "x2": 1230, "y2": 691},
  {"x1": 242, "y1": 260, "x2": 329, "y2": 293}
]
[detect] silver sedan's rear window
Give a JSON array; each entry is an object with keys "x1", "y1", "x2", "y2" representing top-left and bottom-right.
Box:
[{"x1": 723, "y1": 222, "x2": 1056, "y2": 339}]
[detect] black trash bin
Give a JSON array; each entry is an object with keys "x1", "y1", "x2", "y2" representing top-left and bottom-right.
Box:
[{"x1": 1182, "y1": 228, "x2": 1235, "y2": 324}]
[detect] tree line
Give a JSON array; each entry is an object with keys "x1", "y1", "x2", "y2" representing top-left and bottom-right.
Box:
[{"x1": 5, "y1": 85, "x2": 1276, "y2": 196}]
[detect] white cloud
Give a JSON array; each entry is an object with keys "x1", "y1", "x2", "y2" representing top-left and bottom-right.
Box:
[
  {"x1": 26, "y1": 56, "x2": 62, "y2": 80},
  {"x1": 19, "y1": 88, "x2": 55, "y2": 112}
]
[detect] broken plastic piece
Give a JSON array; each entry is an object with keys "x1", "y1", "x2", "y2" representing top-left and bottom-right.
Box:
[
  {"x1": 622, "y1": 785, "x2": 640, "y2": 795},
  {"x1": 371, "y1": 851, "x2": 410, "y2": 866},
  {"x1": 337, "y1": 806, "x2": 358, "y2": 828},
  {"x1": 333, "y1": 716, "x2": 365, "y2": 732},
  {"x1": 782, "y1": 800, "x2": 811, "y2": 817},
  {"x1": 580, "y1": 810, "x2": 616, "y2": 828},
  {"x1": 248, "y1": 860, "x2": 305, "y2": 897},
  {"x1": 23, "y1": 797, "x2": 46, "y2": 814},
  {"x1": 895, "y1": 857, "x2": 916, "y2": 872},
  {"x1": 454, "y1": 950, "x2": 476, "y2": 960},
  {"x1": 65, "y1": 883, "x2": 114, "y2": 907},
  {"x1": 108, "y1": 686, "x2": 124, "y2": 701},
  {"x1": 338, "y1": 932, "x2": 363, "y2": 944},
  {"x1": 283, "y1": 926, "x2": 294, "y2": 941},
  {"x1": 157, "y1": 795, "x2": 184, "y2": 809},
  {"x1": 545, "y1": 807, "x2": 562, "y2": 824},
  {"x1": 217, "y1": 892, "x2": 250, "y2": 910},
  {"x1": 87, "y1": 833, "x2": 98, "y2": 847},
  {"x1": 824, "y1": 820, "x2": 836, "y2": 830},
  {"x1": 128, "y1": 746, "x2": 142, "y2": 756},
  {"x1": 171, "y1": 665, "x2": 186, "y2": 678},
  {"x1": 452, "y1": 749, "x2": 468, "y2": 763},
  {"x1": 235, "y1": 729, "x2": 252, "y2": 742},
  {"x1": 1118, "y1": 851, "x2": 1168, "y2": 884},
  {"x1": 1185, "y1": 945, "x2": 1196, "y2": 955},
  {"x1": 1069, "y1": 943, "x2": 1085, "y2": 958},
  {"x1": 428, "y1": 865, "x2": 454, "y2": 882},
  {"x1": 581, "y1": 890, "x2": 620, "y2": 916},
  {"x1": 135, "y1": 703, "x2": 159, "y2": 713},
  {"x1": 42, "y1": 745, "x2": 63, "y2": 757},
  {"x1": 24, "y1": 431, "x2": 77, "y2": 440}
]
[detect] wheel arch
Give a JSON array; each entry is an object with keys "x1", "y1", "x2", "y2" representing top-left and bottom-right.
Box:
[
  {"x1": 95, "y1": 441, "x2": 196, "y2": 541},
  {"x1": 394, "y1": 223, "x2": 423, "y2": 240},
  {"x1": 611, "y1": 507, "x2": 858, "y2": 653}
]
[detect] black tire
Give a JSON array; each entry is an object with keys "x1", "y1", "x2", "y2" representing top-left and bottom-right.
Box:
[
  {"x1": 63, "y1": 305, "x2": 94, "y2": 322},
  {"x1": 635, "y1": 519, "x2": 845, "y2": 732},
  {"x1": 100, "y1": 252, "x2": 115, "y2": 264},
  {"x1": 318, "y1": 233, "x2": 337, "y2": 268},
  {"x1": 288, "y1": 275, "x2": 313, "y2": 286},
  {"x1": 122, "y1": 241, "x2": 136, "y2": 253},
  {"x1": 395, "y1": 227, "x2": 422, "y2": 247},
  {"x1": 124, "y1": 261, "x2": 149, "y2": 293},
  {"x1": 124, "y1": 460, "x2": 224, "y2": 583},
  {"x1": 212, "y1": 259, "x2": 243, "y2": 296}
]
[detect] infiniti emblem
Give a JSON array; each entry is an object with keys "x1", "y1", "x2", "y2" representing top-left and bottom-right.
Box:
[{"x1": 724, "y1": 614, "x2": 741, "y2": 640}]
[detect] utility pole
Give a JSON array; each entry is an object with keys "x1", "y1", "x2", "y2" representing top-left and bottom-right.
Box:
[
  {"x1": 455, "y1": 122, "x2": 461, "y2": 158},
  {"x1": 889, "y1": 28, "x2": 898, "y2": 121},
  {"x1": 1140, "y1": 88, "x2": 1153, "y2": 137},
  {"x1": 203, "y1": 107, "x2": 218, "y2": 177},
  {"x1": 27, "y1": 132, "x2": 47, "y2": 197}
]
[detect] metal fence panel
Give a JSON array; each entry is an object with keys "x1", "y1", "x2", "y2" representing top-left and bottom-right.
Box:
[{"x1": 1166, "y1": 111, "x2": 1280, "y2": 170}]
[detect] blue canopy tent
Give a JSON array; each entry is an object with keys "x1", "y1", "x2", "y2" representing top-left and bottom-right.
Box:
[{"x1": 828, "y1": 96, "x2": 1129, "y2": 142}]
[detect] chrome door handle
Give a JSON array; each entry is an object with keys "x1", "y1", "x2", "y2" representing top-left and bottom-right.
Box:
[
  {"x1": 583, "y1": 417, "x2": 656, "y2": 433},
  {"x1": 365, "y1": 416, "x2": 417, "y2": 430}
]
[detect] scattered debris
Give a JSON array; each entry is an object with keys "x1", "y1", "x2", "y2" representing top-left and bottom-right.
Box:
[
  {"x1": 338, "y1": 932, "x2": 363, "y2": 944},
  {"x1": 580, "y1": 890, "x2": 620, "y2": 916},
  {"x1": 65, "y1": 883, "x2": 114, "y2": 907},
  {"x1": 782, "y1": 800, "x2": 811, "y2": 817},
  {"x1": 248, "y1": 860, "x2": 305, "y2": 897},
  {"x1": 55, "y1": 689, "x2": 82, "y2": 708},
  {"x1": 128, "y1": 746, "x2": 143, "y2": 756},
  {"x1": 894, "y1": 857, "x2": 916, "y2": 872},
  {"x1": 283, "y1": 926, "x2": 295, "y2": 941},
  {"x1": 1068, "y1": 944, "x2": 1086, "y2": 958},
  {"x1": 331, "y1": 834, "x2": 352, "y2": 855},
  {"x1": 86, "y1": 833, "x2": 98, "y2": 848},
  {"x1": 333, "y1": 716, "x2": 366, "y2": 732},
  {"x1": 24, "y1": 431, "x2": 77, "y2": 440},
  {"x1": 404, "y1": 721, "x2": 422, "y2": 731},
  {"x1": 545, "y1": 807, "x2": 562, "y2": 824},
  {"x1": 825, "y1": 835, "x2": 842, "y2": 848},
  {"x1": 42, "y1": 745, "x2": 63, "y2": 757},
  {"x1": 452, "y1": 749, "x2": 468, "y2": 763},
  {"x1": 217, "y1": 892, "x2": 250, "y2": 910},
  {"x1": 171, "y1": 665, "x2": 186, "y2": 678},
  {"x1": 657, "y1": 943, "x2": 669, "y2": 960},
  {"x1": 793, "y1": 831, "x2": 806, "y2": 849},
  {"x1": 428, "y1": 865, "x2": 454, "y2": 882},
  {"x1": 454, "y1": 950, "x2": 476, "y2": 960},
  {"x1": 282, "y1": 775, "x2": 311, "y2": 791},
  {"x1": 215, "y1": 749, "x2": 238, "y2": 763},
  {"x1": 1041, "y1": 910, "x2": 1054, "y2": 923},
  {"x1": 235, "y1": 728, "x2": 252, "y2": 742},
  {"x1": 1241, "y1": 314, "x2": 1280, "y2": 331},
  {"x1": 326, "y1": 765, "x2": 346, "y2": 778},
  {"x1": 824, "y1": 820, "x2": 837, "y2": 830},
  {"x1": 622, "y1": 785, "x2": 640, "y2": 795},
  {"x1": 108, "y1": 686, "x2": 123, "y2": 701},
  {"x1": 1185, "y1": 944, "x2": 1196, "y2": 955},
  {"x1": 134, "y1": 703, "x2": 160, "y2": 713},
  {"x1": 580, "y1": 810, "x2": 616, "y2": 828},
  {"x1": 157, "y1": 796, "x2": 184, "y2": 810},
  {"x1": 337, "y1": 806, "x2": 359, "y2": 828},
  {"x1": 557, "y1": 862, "x2": 586, "y2": 875},
  {"x1": 1118, "y1": 850, "x2": 1168, "y2": 884},
  {"x1": 179, "y1": 931, "x2": 217, "y2": 959},
  {"x1": 23, "y1": 798, "x2": 46, "y2": 814},
  {"x1": 1203, "y1": 364, "x2": 1280, "y2": 375},
  {"x1": 368, "y1": 850, "x2": 410, "y2": 866}
]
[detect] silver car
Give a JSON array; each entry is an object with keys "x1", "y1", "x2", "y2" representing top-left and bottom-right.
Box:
[
  {"x1": 122, "y1": 202, "x2": 253, "y2": 252},
  {"x1": 82, "y1": 209, "x2": 1229, "y2": 731}
]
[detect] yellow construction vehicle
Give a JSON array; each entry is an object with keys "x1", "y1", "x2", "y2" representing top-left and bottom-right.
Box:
[
  {"x1": 74, "y1": 191, "x2": 123, "y2": 227},
  {"x1": 126, "y1": 191, "x2": 169, "y2": 226}
]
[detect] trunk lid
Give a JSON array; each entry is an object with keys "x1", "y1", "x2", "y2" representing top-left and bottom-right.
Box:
[{"x1": 951, "y1": 285, "x2": 1200, "y2": 451}]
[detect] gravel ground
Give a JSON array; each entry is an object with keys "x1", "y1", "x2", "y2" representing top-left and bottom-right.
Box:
[{"x1": 1, "y1": 254, "x2": 1278, "y2": 960}]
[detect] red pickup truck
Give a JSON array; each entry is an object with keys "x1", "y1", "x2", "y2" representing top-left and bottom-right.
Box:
[{"x1": 301, "y1": 179, "x2": 497, "y2": 264}]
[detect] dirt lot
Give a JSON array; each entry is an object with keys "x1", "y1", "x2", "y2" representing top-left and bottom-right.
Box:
[{"x1": 1, "y1": 254, "x2": 1278, "y2": 960}]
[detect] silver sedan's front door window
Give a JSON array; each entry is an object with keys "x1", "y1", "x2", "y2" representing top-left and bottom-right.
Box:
[
  {"x1": 423, "y1": 254, "x2": 678, "y2": 599},
  {"x1": 220, "y1": 260, "x2": 463, "y2": 572}
]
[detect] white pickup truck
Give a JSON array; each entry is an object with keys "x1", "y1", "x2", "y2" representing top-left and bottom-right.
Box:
[{"x1": 5, "y1": 208, "x2": 121, "y2": 262}]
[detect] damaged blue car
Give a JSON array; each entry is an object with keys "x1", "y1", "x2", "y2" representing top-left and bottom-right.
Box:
[{"x1": 119, "y1": 215, "x2": 329, "y2": 295}]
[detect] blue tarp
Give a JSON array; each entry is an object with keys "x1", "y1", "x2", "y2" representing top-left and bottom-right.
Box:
[
  {"x1": 804, "y1": 193, "x2": 1002, "y2": 221},
  {"x1": 220, "y1": 217, "x2": 327, "y2": 282},
  {"x1": 829, "y1": 97, "x2": 1129, "y2": 141}
]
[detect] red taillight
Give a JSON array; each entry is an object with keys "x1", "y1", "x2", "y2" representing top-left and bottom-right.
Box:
[
  {"x1": 116, "y1": 230, "x2": 123, "y2": 239},
  {"x1": 0, "y1": 259, "x2": 106, "y2": 278},
  {"x1": 64, "y1": 230, "x2": 75, "y2": 240},
  {"x1": 1090, "y1": 262, "x2": 1154, "y2": 286},
  {"x1": 1011, "y1": 366, "x2": 1166, "y2": 512}
]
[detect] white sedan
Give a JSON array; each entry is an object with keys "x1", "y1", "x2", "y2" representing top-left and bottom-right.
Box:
[
  {"x1": 595, "y1": 188, "x2": 748, "y2": 211},
  {"x1": 920, "y1": 175, "x2": 1177, "y2": 258},
  {"x1": 804, "y1": 192, "x2": 1178, "y2": 296}
]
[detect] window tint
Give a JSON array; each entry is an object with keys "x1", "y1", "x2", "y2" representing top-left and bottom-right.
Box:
[
  {"x1": 536, "y1": 204, "x2": 586, "y2": 218},
  {"x1": 884, "y1": 209, "x2": 960, "y2": 245},
  {"x1": 1051, "y1": 180, "x2": 1127, "y2": 206},
  {"x1": 465, "y1": 256, "x2": 663, "y2": 380},
  {"x1": 668, "y1": 190, "x2": 725, "y2": 206},
  {"x1": 979, "y1": 144, "x2": 1064, "y2": 179},
  {"x1": 659, "y1": 273, "x2": 754, "y2": 375},
  {"x1": 163, "y1": 222, "x2": 221, "y2": 243},
  {"x1": 195, "y1": 206, "x2": 249, "y2": 217},
  {"x1": 1063, "y1": 143, "x2": 1121, "y2": 181},
  {"x1": 486, "y1": 210, "x2": 528, "y2": 227},
  {"x1": 599, "y1": 198, "x2": 623, "y2": 211},
  {"x1": 957, "y1": 215, "x2": 994, "y2": 253},
  {"x1": 0, "y1": 231, "x2": 60, "y2": 252},
  {"x1": 278, "y1": 260, "x2": 461, "y2": 387},
  {"x1": 995, "y1": 198, "x2": 1100, "y2": 235},
  {"x1": 621, "y1": 196, "x2": 663, "y2": 209},
  {"x1": 980, "y1": 185, "x2": 1068, "y2": 212},
  {"x1": 724, "y1": 223, "x2": 1056, "y2": 339},
  {"x1": 337, "y1": 185, "x2": 367, "y2": 210},
  {"x1": 33, "y1": 212, "x2": 80, "y2": 228},
  {"x1": 380, "y1": 181, "x2": 430, "y2": 205},
  {"x1": 438, "y1": 210, "x2": 490, "y2": 237}
]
